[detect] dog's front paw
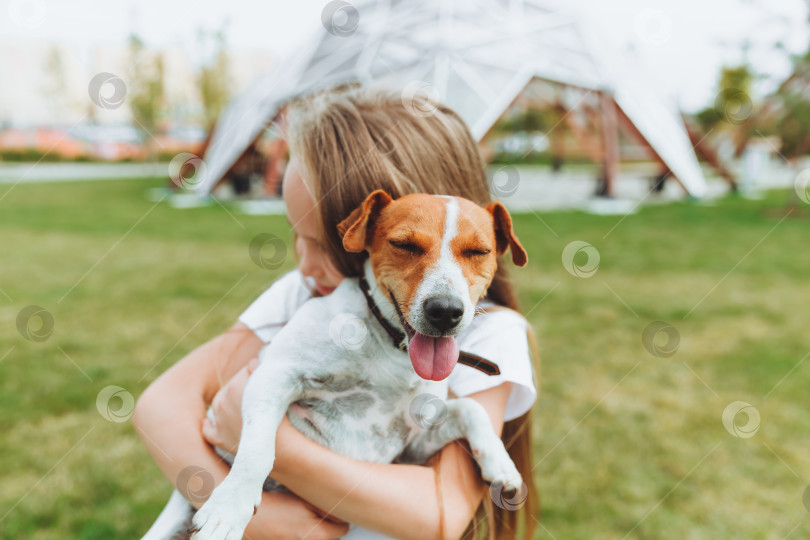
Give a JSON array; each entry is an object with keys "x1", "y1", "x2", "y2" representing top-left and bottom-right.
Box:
[
  {"x1": 487, "y1": 473, "x2": 525, "y2": 503},
  {"x1": 477, "y1": 451, "x2": 525, "y2": 504},
  {"x1": 191, "y1": 478, "x2": 261, "y2": 540}
]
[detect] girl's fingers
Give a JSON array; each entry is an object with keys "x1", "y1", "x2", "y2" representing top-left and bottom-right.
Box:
[
  {"x1": 229, "y1": 366, "x2": 250, "y2": 395},
  {"x1": 305, "y1": 502, "x2": 349, "y2": 526},
  {"x1": 317, "y1": 519, "x2": 350, "y2": 539},
  {"x1": 201, "y1": 417, "x2": 218, "y2": 445},
  {"x1": 247, "y1": 358, "x2": 260, "y2": 374},
  {"x1": 210, "y1": 391, "x2": 227, "y2": 418}
]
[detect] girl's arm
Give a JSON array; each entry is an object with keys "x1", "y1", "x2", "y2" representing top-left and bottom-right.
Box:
[{"x1": 133, "y1": 323, "x2": 349, "y2": 540}]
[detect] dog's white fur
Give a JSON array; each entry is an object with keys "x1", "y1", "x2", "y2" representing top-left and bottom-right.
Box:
[
  {"x1": 142, "y1": 195, "x2": 522, "y2": 540},
  {"x1": 409, "y1": 197, "x2": 475, "y2": 336}
]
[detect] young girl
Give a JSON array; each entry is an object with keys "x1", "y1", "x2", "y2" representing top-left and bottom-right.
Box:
[{"x1": 134, "y1": 87, "x2": 539, "y2": 540}]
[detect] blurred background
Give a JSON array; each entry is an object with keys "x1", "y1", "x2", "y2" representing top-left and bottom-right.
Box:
[{"x1": 2, "y1": 0, "x2": 810, "y2": 538}]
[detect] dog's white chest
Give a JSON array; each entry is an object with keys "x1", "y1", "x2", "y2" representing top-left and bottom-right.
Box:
[
  {"x1": 250, "y1": 280, "x2": 446, "y2": 463},
  {"x1": 285, "y1": 351, "x2": 445, "y2": 463}
]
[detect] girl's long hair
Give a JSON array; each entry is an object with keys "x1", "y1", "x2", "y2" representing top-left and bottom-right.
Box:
[{"x1": 286, "y1": 86, "x2": 538, "y2": 540}]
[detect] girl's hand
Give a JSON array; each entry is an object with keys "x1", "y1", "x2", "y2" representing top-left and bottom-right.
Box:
[
  {"x1": 245, "y1": 491, "x2": 350, "y2": 540},
  {"x1": 202, "y1": 358, "x2": 259, "y2": 453}
]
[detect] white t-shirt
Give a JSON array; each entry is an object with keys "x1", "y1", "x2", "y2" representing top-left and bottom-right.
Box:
[{"x1": 238, "y1": 270, "x2": 537, "y2": 538}]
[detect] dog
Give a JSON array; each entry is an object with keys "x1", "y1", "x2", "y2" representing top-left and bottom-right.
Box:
[{"x1": 145, "y1": 190, "x2": 528, "y2": 539}]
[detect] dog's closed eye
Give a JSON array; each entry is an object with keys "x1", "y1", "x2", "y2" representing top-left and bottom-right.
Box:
[
  {"x1": 462, "y1": 248, "x2": 491, "y2": 258},
  {"x1": 389, "y1": 240, "x2": 424, "y2": 255}
]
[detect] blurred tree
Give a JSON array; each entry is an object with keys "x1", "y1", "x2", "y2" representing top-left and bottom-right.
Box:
[
  {"x1": 771, "y1": 49, "x2": 810, "y2": 157},
  {"x1": 741, "y1": 3, "x2": 810, "y2": 160},
  {"x1": 126, "y1": 34, "x2": 166, "y2": 152},
  {"x1": 41, "y1": 46, "x2": 68, "y2": 122},
  {"x1": 693, "y1": 1, "x2": 810, "y2": 159},
  {"x1": 771, "y1": 0, "x2": 810, "y2": 157},
  {"x1": 694, "y1": 65, "x2": 755, "y2": 133},
  {"x1": 493, "y1": 107, "x2": 556, "y2": 134},
  {"x1": 196, "y1": 26, "x2": 231, "y2": 129}
]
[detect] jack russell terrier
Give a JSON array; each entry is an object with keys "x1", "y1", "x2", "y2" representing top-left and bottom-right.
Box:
[{"x1": 145, "y1": 190, "x2": 528, "y2": 539}]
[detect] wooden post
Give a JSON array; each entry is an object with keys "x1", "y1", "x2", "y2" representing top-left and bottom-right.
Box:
[
  {"x1": 600, "y1": 91, "x2": 619, "y2": 197},
  {"x1": 683, "y1": 118, "x2": 738, "y2": 191},
  {"x1": 556, "y1": 103, "x2": 603, "y2": 164}
]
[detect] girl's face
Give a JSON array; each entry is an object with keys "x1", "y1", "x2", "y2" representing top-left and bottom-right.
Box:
[{"x1": 282, "y1": 157, "x2": 345, "y2": 296}]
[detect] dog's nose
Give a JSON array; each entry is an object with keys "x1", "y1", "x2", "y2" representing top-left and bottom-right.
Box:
[{"x1": 423, "y1": 296, "x2": 464, "y2": 332}]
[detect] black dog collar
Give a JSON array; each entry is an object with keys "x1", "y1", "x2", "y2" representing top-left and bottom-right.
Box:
[
  {"x1": 358, "y1": 275, "x2": 408, "y2": 351},
  {"x1": 357, "y1": 276, "x2": 500, "y2": 376}
]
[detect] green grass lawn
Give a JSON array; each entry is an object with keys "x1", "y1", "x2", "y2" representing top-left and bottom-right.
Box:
[{"x1": 1, "y1": 178, "x2": 808, "y2": 539}]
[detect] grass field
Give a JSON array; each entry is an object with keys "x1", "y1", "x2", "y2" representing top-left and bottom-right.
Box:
[{"x1": 1, "y1": 177, "x2": 809, "y2": 539}]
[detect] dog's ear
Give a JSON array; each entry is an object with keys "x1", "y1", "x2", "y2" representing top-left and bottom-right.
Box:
[
  {"x1": 485, "y1": 201, "x2": 528, "y2": 267},
  {"x1": 338, "y1": 190, "x2": 393, "y2": 253}
]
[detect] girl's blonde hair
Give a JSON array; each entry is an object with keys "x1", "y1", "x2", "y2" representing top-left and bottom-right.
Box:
[{"x1": 286, "y1": 85, "x2": 538, "y2": 540}]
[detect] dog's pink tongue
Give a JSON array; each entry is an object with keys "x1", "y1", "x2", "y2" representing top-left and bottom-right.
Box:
[{"x1": 409, "y1": 333, "x2": 459, "y2": 381}]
